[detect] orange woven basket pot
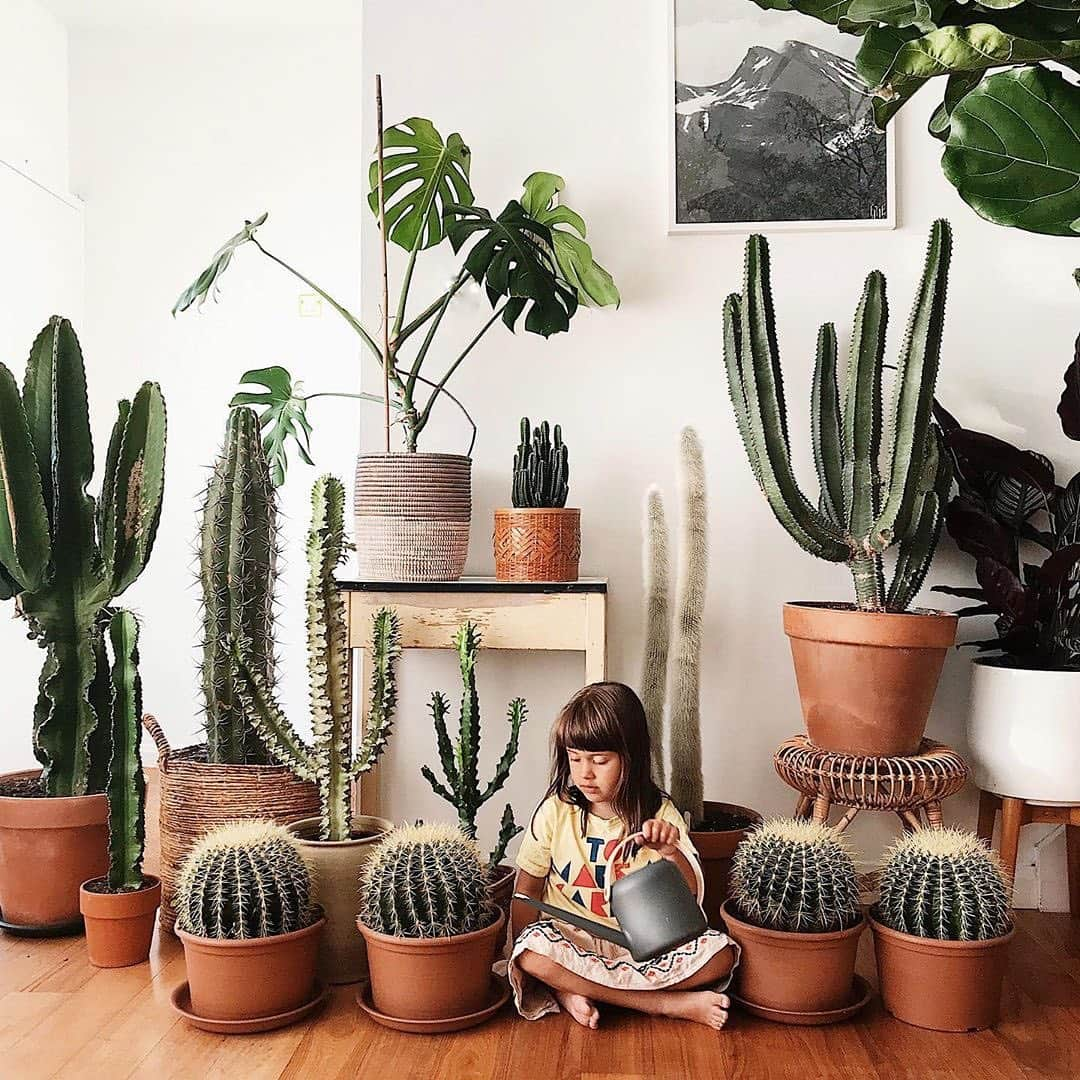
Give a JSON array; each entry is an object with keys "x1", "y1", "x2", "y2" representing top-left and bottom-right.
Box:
[{"x1": 493, "y1": 507, "x2": 580, "y2": 582}]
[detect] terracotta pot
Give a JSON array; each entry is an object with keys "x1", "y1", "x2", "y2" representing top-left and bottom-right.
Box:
[
  {"x1": 79, "y1": 876, "x2": 160, "y2": 967},
  {"x1": 488, "y1": 863, "x2": 515, "y2": 951},
  {"x1": 871, "y1": 915, "x2": 1013, "y2": 1031},
  {"x1": 721, "y1": 900, "x2": 866, "y2": 1015},
  {"x1": 783, "y1": 603, "x2": 957, "y2": 756},
  {"x1": 288, "y1": 815, "x2": 392, "y2": 984},
  {"x1": 690, "y1": 801, "x2": 762, "y2": 928},
  {"x1": 354, "y1": 452, "x2": 472, "y2": 581},
  {"x1": 177, "y1": 916, "x2": 325, "y2": 1021},
  {"x1": 493, "y1": 508, "x2": 580, "y2": 582},
  {"x1": 0, "y1": 769, "x2": 108, "y2": 929},
  {"x1": 358, "y1": 909, "x2": 506, "y2": 1022}
]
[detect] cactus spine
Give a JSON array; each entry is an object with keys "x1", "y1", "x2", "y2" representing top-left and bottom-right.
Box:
[
  {"x1": 723, "y1": 220, "x2": 953, "y2": 612},
  {"x1": 0, "y1": 317, "x2": 166, "y2": 797},
  {"x1": 359, "y1": 823, "x2": 494, "y2": 938},
  {"x1": 175, "y1": 820, "x2": 315, "y2": 939},
  {"x1": 421, "y1": 622, "x2": 527, "y2": 868},
  {"x1": 199, "y1": 407, "x2": 278, "y2": 765},
  {"x1": 231, "y1": 475, "x2": 401, "y2": 841},
  {"x1": 877, "y1": 829, "x2": 1012, "y2": 941},
  {"x1": 512, "y1": 417, "x2": 569, "y2": 508},
  {"x1": 639, "y1": 486, "x2": 670, "y2": 786},
  {"x1": 731, "y1": 818, "x2": 861, "y2": 933}
]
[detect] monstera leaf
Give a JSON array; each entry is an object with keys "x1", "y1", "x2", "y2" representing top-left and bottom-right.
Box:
[
  {"x1": 368, "y1": 118, "x2": 473, "y2": 252},
  {"x1": 230, "y1": 367, "x2": 313, "y2": 487},
  {"x1": 942, "y1": 67, "x2": 1080, "y2": 236},
  {"x1": 519, "y1": 172, "x2": 620, "y2": 308},
  {"x1": 173, "y1": 213, "x2": 267, "y2": 314},
  {"x1": 446, "y1": 201, "x2": 579, "y2": 337}
]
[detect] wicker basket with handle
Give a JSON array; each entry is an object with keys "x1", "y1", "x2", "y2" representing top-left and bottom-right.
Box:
[{"x1": 143, "y1": 715, "x2": 320, "y2": 933}]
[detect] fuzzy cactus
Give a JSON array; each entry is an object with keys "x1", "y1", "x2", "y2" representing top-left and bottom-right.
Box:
[
  {"x1": 877, "y1": 829, "x2": 1012, "y2": 941},
  {"x1": 512, "y1": 417, "x2": 569, "y2": 508},
  {"x1": 231, "y1": 475, "x2": 401, "y2": 841},
  {"x1": 359, "y1": 823, "x2": 495, "y2": 938},
  {"x1": 198, "y1": 406, "x2": 279, "y2": 765},
  {"x1": 175, "y1": 820, "x2": 315, "y2": 939},
  {"x1": 723, "y1": 221, "x2": 953, "y2": 612},
  {"x1": 731, "y1": 818, "x2": 861, "y2": 934},
  {"x1": 639, "y1": 486, "x2": 670, "y2": 787}
]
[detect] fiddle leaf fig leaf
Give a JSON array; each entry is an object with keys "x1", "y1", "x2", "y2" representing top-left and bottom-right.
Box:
[
  {"x1": 847, "y1": 0, "x2": 946, "y2": 32},
  {"x1": 856, "y1": 26, "x2": 925, "y2": 126},
  {"x1": 173, "y1": 213, "x2": 267, "y2": 315},
  {"x1": 928, "y1": 72, "x2": 982, "y2": 141}
]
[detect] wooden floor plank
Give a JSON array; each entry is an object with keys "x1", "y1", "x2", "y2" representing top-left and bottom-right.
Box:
[{"x1": 0, "y1": 992, "x2": 67, "y2": 1051}]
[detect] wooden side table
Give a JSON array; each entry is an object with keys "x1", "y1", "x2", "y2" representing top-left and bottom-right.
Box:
[
  {"x1": 976, "y1": 790, "x2": 1080, "y2": 916},
  {"x1": 339, "y1": 576, "x2": 608, "y2": 816}
]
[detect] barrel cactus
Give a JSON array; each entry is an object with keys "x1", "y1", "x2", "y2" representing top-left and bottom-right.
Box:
[
  {"x1": 731, "y1": 818, "x2": 861, "y2": 934},
  {"x1": 175, "y1": 820, "x2": 315, "y2": 939},
  {"x1": 512, "y1": 417, "x2": 569, "y2": 508},
  {"x1": 877, "y1": 829, "x2": 1012, "y2": 941},
  {"x1": 723, "y1": 220, "x2": 953, "y2": 613},
  {"x1": 359, "y1": 823, "x2": 495, "y2": 938}
]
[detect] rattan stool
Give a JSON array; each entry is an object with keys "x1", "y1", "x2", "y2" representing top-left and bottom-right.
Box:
[{"x1": 774, "y1": 735, "x2": 969, "y2": 834}]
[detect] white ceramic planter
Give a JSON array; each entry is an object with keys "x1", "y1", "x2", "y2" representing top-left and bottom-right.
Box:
[{"x1": 967, "y1": 659, "x2": 1080, "y2": 805}]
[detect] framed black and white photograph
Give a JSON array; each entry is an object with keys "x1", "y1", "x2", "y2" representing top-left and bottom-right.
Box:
[{"x1": 669, "y1": 0, "x2": 896, "y2": 233}]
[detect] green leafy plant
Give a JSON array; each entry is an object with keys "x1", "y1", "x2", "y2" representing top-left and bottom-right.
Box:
[
  {"x1": 421, "y1": 622, "x2": 527, "y2": 869},
  {"x1": 750, "y1": 0, "x2": 1080, "y2": 235},
  {"x1": 512, "y1": 418, "x2": 569, "y2": 509},
  {"x1": 231, "y1": 475, "x2": 401, "y2": 841},
  {"x1": 723, "y1": 220, "x2": 953, "y2": 612},
  {"x1": 0, "y1": 317, "x2": 166, "y2": 797}
]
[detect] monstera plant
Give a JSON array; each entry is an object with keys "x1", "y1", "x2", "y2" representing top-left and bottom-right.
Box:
[{"x1": 751, "y1": 0, "x2": 1080, "y2": 236}]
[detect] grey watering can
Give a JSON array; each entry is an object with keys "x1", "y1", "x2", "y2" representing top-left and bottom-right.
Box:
[{"x1": 514, "y1": 833, "x2": 707, "y2": 962}]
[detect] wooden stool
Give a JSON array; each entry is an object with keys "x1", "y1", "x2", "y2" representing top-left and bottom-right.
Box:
[
  {"x1": 774, "y1": 735, "x2": 968, "y2": 834},
  {"x1": 976, "y1": 790, "x2": 1080, "y2": 915}
]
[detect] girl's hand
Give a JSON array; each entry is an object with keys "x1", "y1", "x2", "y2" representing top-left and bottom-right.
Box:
[{"x1": 637, "y1": 819, "x2": 680, "y2": 858}]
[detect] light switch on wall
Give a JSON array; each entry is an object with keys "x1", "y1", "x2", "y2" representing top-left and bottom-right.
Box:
[{"x1": 298, "y1": 293, "x2": 323, "y2": 317}]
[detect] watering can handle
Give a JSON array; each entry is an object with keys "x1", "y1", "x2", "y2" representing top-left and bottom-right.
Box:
[{"x1": 605, "y1": 832, "x2": 705, "y2": 907}]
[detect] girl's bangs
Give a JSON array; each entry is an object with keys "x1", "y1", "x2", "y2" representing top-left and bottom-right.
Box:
[{"x1": 554, "y1": 697, "x2": 623, "y2": 754}]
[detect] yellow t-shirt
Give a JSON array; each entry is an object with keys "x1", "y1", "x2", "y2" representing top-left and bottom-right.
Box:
[{"x1": 516, "y1": 795, "x2": 695, "y2": 932}]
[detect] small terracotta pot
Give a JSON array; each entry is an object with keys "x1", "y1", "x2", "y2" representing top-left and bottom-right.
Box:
[
  {"x1": 358, "y1": 910, "x2": 506, "y2": 1022},
  {"x1": 783, "y1": 603, "x2": 957, "y2": 756},
  {"x1": 870, "y1": 915, "x2": 1013, "y2": 1031},
  {"x1": 690, "y1": 802, "x2": 762, "y2": 929},
  {"x1": 488, "y1": 863, "x2": 516, "y2": 930},
  {"x1": 0, "y1": 769, "x2": 108, "y2": 928},
  {"x1": 288, "y1": 815, "x2": 392, "y2": 984},
  {"x1": 493, "y1": 507, "x2": 581, "y2": 582},
  {"x1": 79, "y1": 876, "x2": 161, "y2": 967},
  {"x1": 177, "y1": 916, "x2": 325, "y2": 1021},
  {"x1": 721, "y1": 901, "x2": 866, "y2": 1016}
]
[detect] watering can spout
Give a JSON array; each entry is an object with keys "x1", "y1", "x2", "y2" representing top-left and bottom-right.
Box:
[{"x1": 512, "y1": 894, "x2": 630, "y2": 950}]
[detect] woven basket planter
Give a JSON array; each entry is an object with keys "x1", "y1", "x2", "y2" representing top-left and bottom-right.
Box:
[
  {"x1": 143, "y1": 716, "x2": 320, "y2": 934},
  {"x1": 493, "y1": 507, "x2": 580, "y2": 582},
  {"x1": 354, "y1": 452, "x2": 471, "y2": 582}
]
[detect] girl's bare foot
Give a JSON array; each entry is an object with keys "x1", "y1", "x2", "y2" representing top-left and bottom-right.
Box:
[
  {"x1": 554, "y1": 989, "x2": 600, "y2": 1029},
  {"x1": 661, "y1": 990, "x2": 730, "y2": 1030}
]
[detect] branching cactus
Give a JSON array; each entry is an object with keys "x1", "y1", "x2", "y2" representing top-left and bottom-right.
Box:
[
  {"x1": 877, "y1": 829, "x2": 1012, "y2": 941},
  {"x1": 175, "y1": 820, "x2": 315, "y2": 939},
  {"x1": 198, "y1": 407, "x2": 279, "y2": 765},
  {"x1": 0, "y1": 317, "x2": 166, "y2": 797},
  {"x1": 512, "y1": 417, "x2": 569, "y2": 508},
  {"x1": 359, "y1": 823, "x2": 494, "y2": 938},
  {"x1": 731, "y1": 818, "x2": 861, "y2": 933},
  {"x1": 723, "y1": 221, "x2": 953, "y2": 613},
  {"x1": 231, "y1": 475, "x2": 401, "y2": 842},
  {"x1": 639, "y1": 486, "x2": 670, "y2": 787},
  {"x1": 421, "y1": 622, "x2": 527, "y2": 868}
]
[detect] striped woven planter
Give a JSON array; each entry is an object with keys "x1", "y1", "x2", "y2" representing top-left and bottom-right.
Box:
[{"x1": 493, "y1": 507, "x2": 580, "y2": 582}]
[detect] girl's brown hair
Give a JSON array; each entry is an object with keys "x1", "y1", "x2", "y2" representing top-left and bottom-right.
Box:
[{"x1": 534, "y1": 682, "x2": 665, "y2": 837}]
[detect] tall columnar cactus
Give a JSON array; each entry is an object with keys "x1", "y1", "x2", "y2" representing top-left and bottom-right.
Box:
[
  {"x1": 421, "y1": 622, "x2": 527, "y2": 868},
  {"x1": 231, "y1": 475, "x2": 401, "y2": 842},
  {"x1": 198, "y1": 407, "x2": 279, "y2": 765},
  {"x1": 877, "y1": 829, "x2": 1012, "y2": 941},
  {"x1": 639, "y1": 486, "x2": 670, "y2": 787},
  {"x1": 731, "y1": 818, "x2": 861, "y2": 934},
  {"x1": 359, "y1": 823, "x2": 494, "y2": 938},
  {"x1": 0, "y1": 317, "x2": 166, "y2": 797},
  {"x1": 723, "y1": 220, "x2": 953, "y2": 613},
  {"x1": 512, "y1": 417, "x2": 569, "y2": 508},
  {"x1": 175, "y1": 820, "x2": 315, "y2": 939}
]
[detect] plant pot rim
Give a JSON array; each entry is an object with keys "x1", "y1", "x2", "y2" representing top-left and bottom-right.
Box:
[
  {"x1": 80, "y1": 875, "x2": 161, "y2": 919},
  {"x1": 690, "y1": 800, "x2": 763, "y2": 835},
  {"x1": 287, "y1": 815, "x2": 393, "y2": 848},
  {"x1": 868, "y1": 913, "x2": 1014, "y2": 954},
  {"x1": 973, "y1": 655, "x2": 1080, "y2": 674},
  {"x1": 784, "y1": 601, "x2": 954, "y2": 619},
  {"x1": 357, "y1": 451, "x2": 472, "y2": 463},
  {"x1": 494, "y1": 506, "x2": 580, "y2": 514},
  {"x1": 0, "y1": 771, "x2": 107, "y2": 826},
  {"x1": 80, "y1": 874, "x2": 161, "y2": 896},
  {"x1": 783, "y1": 602, "x2": 957, "y2": 648},
  {"x1": 164, "y1": 745, "x2": 318, "y2": 774},
  {"x1": 357, "y1": 907, "x2": 505, "y2": 948},
  {"x1": 721, "y1": 900, "x2": 867, "y2": 945},
  {"x1": 177, "y1": 914, "x2": 326, "y2": 951}
]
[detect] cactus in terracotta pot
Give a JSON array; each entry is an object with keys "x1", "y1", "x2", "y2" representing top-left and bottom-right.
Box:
[{"x1": 512, "y1": 418, "x2": 569, "y2": 508}]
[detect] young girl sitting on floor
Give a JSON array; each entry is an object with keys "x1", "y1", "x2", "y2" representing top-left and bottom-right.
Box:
[{"x1": 507, "y1": 681, "x2": 739, "y2": 1030}]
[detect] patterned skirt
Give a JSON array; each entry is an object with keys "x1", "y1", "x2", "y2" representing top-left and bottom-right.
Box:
[{"x1": 502, "y1": 919, "x2": 740, "y2": 1020}]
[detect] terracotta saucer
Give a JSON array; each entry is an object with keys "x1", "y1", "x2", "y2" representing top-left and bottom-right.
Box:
[
  {"x1": 357, "y1": 977, "x2": 511, "y2": 1034},
  {"x1": 0, "y1": 910, "x2": 85, "y2": 937},
  {"x1": 171, "y1": 979, "x2": 330, "y2": 1034},
  {"x1": 734, "y1": 975, "x2": 873, "y2": 1026}
]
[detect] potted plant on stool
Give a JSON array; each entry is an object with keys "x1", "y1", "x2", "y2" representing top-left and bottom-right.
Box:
[
  {"x1": 721, "y1": 819, "x2": 868, "y2": 1023},
  {"x1": 871, "y1": 829, "x2": 1013, "y2": 1031},
  {"x1": 357, "y1": 823, "x2": 507, "y2": 1032},
  {"x1": 79, "y1": 612, "x2": 161, "y2": 967},
  {"x1": 0, "y1": 317, "x2": 166, "y2": 933}
]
